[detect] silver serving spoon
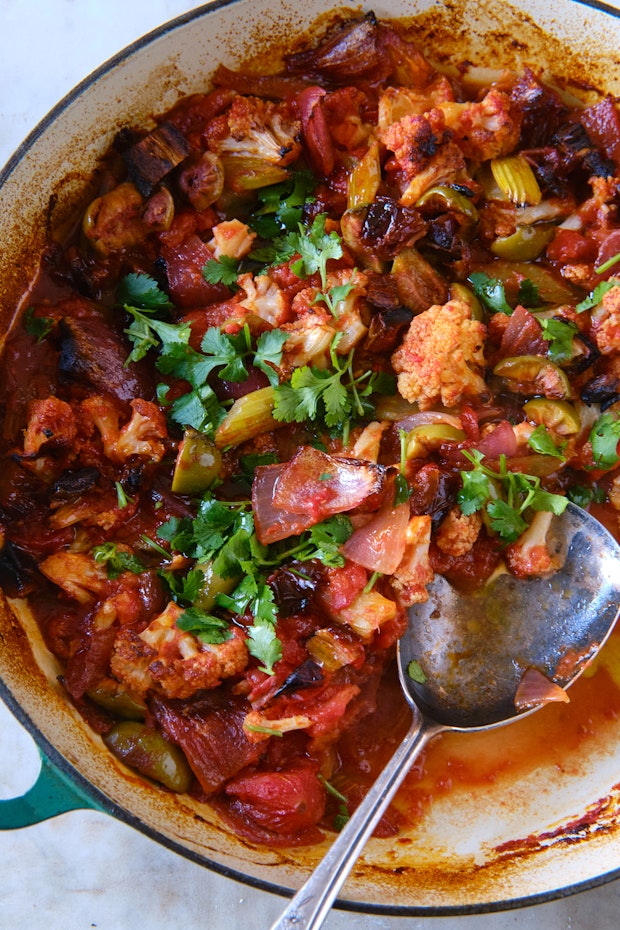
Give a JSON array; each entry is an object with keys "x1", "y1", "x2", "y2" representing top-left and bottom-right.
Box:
[{"x1": 270, "y1": 502, "x2": 620, "y2": 930}]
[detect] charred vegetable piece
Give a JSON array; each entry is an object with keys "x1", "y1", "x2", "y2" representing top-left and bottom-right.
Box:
[
  {"x1": 122, "y1": 122, "x2": 191, "y2": 196},
  {"x1": 363, "y1": 306, "x2": 414, "y2": 353},
  {"x1": 171, "y1": 429, "x2": 222, "y2": 494},
  {"x1": 177, "y1": 151, "x2": 225, "y2": 210},
  {"x1": 103, "y1": 721, "x2": 193, "y2": 792},
  {"x1": 493, "y1": 355, "x2": 572, "y2": 398},
  {"x1": 391, "y1": 247, "x2": 449, "y2": 313},
  {"x1": 348, "y1": 140, "x2": 381, "y2": 209},
  {"x1": 523, "y1": 398, "x2": 581, "y2": 434}
]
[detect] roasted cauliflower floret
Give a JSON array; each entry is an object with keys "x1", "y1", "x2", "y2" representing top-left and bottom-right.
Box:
[
  {"x1": 111, "y1": 601, "x2": 249, "y2": 700},
  {"x1": 39, "y1": 551, "x2": 110, "y2": 604},
  {"x1": 391, "y1": 298, "x2": 487, "y2": 410},
  {"x1": 210, "y1": 218, "x2": 256, "y2": 260},
  {"x1": 381, "y1": 108, "x2": 468, "y2": 205},
  {"x1": 22, "y1": 397, "x2": 78, "y2": 457},
  {"x1": 435, "y1": 507, "x2": 482, "y2": 556},
  {"x1": 82, "y1": 396, "x2": 167, "y2": 464},
  {"x1": 391, "y1": 515, "x2": 434, "y2": 605},
  {"x1": 439, "y1": 90, "x2": 521, "y2": 161},
  {"x1": 210, "y1": 95, "x2": 302, "y2": 191},
  {"x1": 591, "y1": 283, "x2": 620, "y2": 355},
  {"x1": 505, "y1": 510, "x2": 560, "y2": 577},
  {"x1": 238, "y1": 272, "x2": 289, "y2": 327}
]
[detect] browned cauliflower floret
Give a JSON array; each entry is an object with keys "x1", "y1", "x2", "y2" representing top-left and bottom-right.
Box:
[
  {"x1": 591, "y1": 284, "x2": 620, "y2": 355},
  {"x1": 278, "y1": 314, "x2": 335, "y2": 374},
  {"x1": 210, "y1": 218, "x2": 256, "y2": 260},
  {"x1": 391, "y1": 515, "x2": 434, "y2": 605},
  {"x1": 378, "y1": 77, "x2": 455, "y2": 129},
  {"x1": 111, "y1": 601, "x2": 249, "y2": 700},
  {"x1": 82, "y1": 396, "x2": 167, "y2": 463},
  {"x1": 39, "y1": 551, "x2": 110, "y2": 604},
  {"x1": 391, "y1": 298, "x2": 487, "y2": 410},
  {"x1": 210, "y1": 96, "x2": 301, "y2": 191},
  {"x1": 435, "y1": 507, "x2": 482, "y2": 556},
  {"x1": 439, "y1": 90, "x2": 521, "y2": 161},
  {"x1": 381, "y1": 108, "x2": 468, "y2": 205},
  {"x1": 22, "y1": 397, "x2": 77, "y2": 457},
  {"x1": 505, "y1": 511, "x2": 560, "y2": 577}
]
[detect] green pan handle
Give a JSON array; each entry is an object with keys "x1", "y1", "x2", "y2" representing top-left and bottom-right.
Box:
[{"x1": 0, "y1": 748, "x2": 105, "y2": 829}]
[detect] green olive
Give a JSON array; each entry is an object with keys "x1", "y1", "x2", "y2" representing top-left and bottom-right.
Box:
[
  {"x1": 449, "y1": 283, "x2": 486, "y2": 321},
  {"x1": 493, "y1": 355, "x2": 572, "y2": 399},
  {"x1": 103, "y1": 721, "x2": 193, "y2": 793},
  {"x1": 171, "y1": 429, "x2": 222, "y2": 494},
  {"x1": 490, "y1": 224, "x2": 555, "y2": 261},
  {"x1": 193, "y1": 561, "x2": 240, "y2": 613},
  {"x1": 415, "y1": 185, "x2": 479, "y2": 222},
  {"x1": 406, "y1": 423, "x2": 466, "y2": 458},
  {"x1": 87, "y1": 680, "x2": 146, "y2": 720},
  {"x1": 523, "y1": 398, "x2": 581, "y2": 435}
]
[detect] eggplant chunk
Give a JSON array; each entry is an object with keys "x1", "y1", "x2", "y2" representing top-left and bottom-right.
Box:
[
  {"x1": 59, "y1": 312, "x2": 154, "y2": 403},
  {"x1": 122, "y1": 122, "x2": 191, "y2": 196}
]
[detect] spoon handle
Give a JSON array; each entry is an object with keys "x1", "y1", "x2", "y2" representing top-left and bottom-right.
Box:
[{"x1": 269, "y1": 713, "x2": 440, "y2": 930}]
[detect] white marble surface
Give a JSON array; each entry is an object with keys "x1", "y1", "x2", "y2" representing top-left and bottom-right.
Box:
[{"x1": 1, "y1": 2, "x2": 620, "y2": 927}]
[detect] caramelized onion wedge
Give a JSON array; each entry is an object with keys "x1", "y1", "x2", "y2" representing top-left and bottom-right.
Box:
[
  {"x1": 514, "y1": 667, "x2": 570, "y2": 711},
  {"x1": 272, "y1": 446, "x2": 387, "y2": 520}
]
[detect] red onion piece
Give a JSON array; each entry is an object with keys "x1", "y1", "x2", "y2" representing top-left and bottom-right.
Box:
[
  {"x1": 514, "y1": 667, "x2": 570, "y2": 711},
  {"x1": 396, "y1": 410, "x2": 463, "y2": 433},
  {"x1": 341, "y1": 501, "x2": 410, "y2": 574},
  {"x1": 474, "y1": 419, "x2": 518, "y2": 459},
  {"x1": 252, "y1": 463, "x2": 317, "y2": 545}
]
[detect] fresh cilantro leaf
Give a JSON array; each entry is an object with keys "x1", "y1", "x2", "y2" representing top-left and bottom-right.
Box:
[
  {"x1": 567, "y1": 485, "x2": 605, "y2": 507},
  {"x1": 312, "y1": 278, "x2": 356, "y2": 318},
  {"x1": 176, "y1": 608, "x2": 232, "y2": 644},
  {"x1": 253, "y1": 328, "x2": 288, "y2": 386},
  {"x1": 118, "y1": 273, "x2": 172, "y2": 310},
  {"x1": 576, "y1": 279, "x2": 617, "y2": 312},
  {"x1": 407, "y1": 660, "x2": 427, "y2": 683},
  {"x1": 250, "y1": 169, "x2": 316, "y2": 238},
  {"x1": 486, "y1": 499, "x2": 528, "y2": 543},
  {"x1": 590, "y1": 412, "x2": 620, "y2": 468},
  {"x1": 528, "y1": 489, "x2": 570, "y2": 515},
  {"x1": 457, "y1": 451, "x2": 493, "y2": 514},
  {"x1": 517, "y1": 278, "x2": 540, "y2": 307},
  {"x1": 202, "y1": 255, "x2": 240, "y2": 290},
  {"x1": 156, "y1": 342, "x2": 222, "y2": 388},
  {"x1": 115, "y1": 480, "x2": 133, "y2": 509},
  {"x1": 468, "y1": 271, "x2": 513, "y2": 315},
  {"x1": 162, "y1": 567, "x2": 205, "y2": 605},
  {"x1": 540, "y1": 318, "x2": 578, "y2": 364},
  {"x1": 297, "y1": 515, "x2": 353, "y2": 567},
  {"x1": 24, "y1": 307, "x2": 54, "y2": 342},
  {"x1": 200, "y1": 327, "x2": 250, "y2": 382},
  {"x1": 92, "y1": 543, "x2": 145, "y2": 579},
  {"x1": 527, "y1": 424, "x2": 567, "y2": 460},
  {"x1": 169, "y1": 384, "x2": 226, "y2": 434},
  {"x1": 124, "y1": 309, "x2": 191, "y2": 363},
  {"x1": 246, "y1": 620, "x2": 282, "y2": 675},
  {"x1": 291, "y1": 213, "x2": 343, "y2": 288}
]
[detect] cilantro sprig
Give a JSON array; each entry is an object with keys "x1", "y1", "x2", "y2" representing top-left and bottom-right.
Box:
[
  {"x1": 92, "y1": 542, "x2": 146, "y2": 579},
  {"x1": 202, "y1": 255, "x2": 240, "y2": 290},
  {"x1": 250, "y1": 169, "x2": 316, "y2": 239},
  {"x1": 540, "y1": 317, "x2": 578, "y2": 364},
  {"x1": 468, "y1": 271, "x2": 539, "y2": 315},
  {"x1": 589, "y1": 412, "x2": 620, "y2": 468},
  {"x1": 458, "y1": 450, "x2": 568, "y2": 543},
  {"x1": 251, "y1": 212, "x2": 342, "y2": 288}
]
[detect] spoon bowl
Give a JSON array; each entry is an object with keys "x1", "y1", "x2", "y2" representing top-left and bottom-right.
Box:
[{"x1": 271, "y1": 503, "x2": 620, "y2": 930}]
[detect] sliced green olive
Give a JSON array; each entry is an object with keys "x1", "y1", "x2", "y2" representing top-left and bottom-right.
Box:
[
  {"x1": 171, "y1": 429, "x2": 222, "y2": 495},
  {"x1": 493, "y1": 355, "x2": 572, "y2": 399},
  {"x1": 449, "y1": 282, "x2": 486, "y2": 321},
  {"x1": 490, "y1": 155, "x2": 541, "y2": 206},
  {"x1": 406, "y1": 423, "x2": 466, "y2": 458},
  {"x1": 490, "y1": 224, "x2": 555, "y2": 261},
  {"x1": 474, "y1": 260, "x2": 578, "y2": 305},
  {"x1": 103, "y1": 721, "x2": 193, "y2": 793},
  {"x1": 87, "y1": 680, "x2": 147, "y2": 720},
  {"x1": 373, "y1": 395, "x2": 419, "y2": 421},
  {"x1": 523, "y1": 398, "x2": 581, "y2": 435},
  {"x1": 193, "y1": 560, "x2": 240, "y2": 613},
  {"x1": 415, "y1": 185, "x2": 479, "y2": 222}
]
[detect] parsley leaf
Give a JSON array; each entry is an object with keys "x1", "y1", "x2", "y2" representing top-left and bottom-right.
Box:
[
  {"x1": 202, "y1": 255, "x2": 240, "y2": 289},
  {"x1": 92, "y1": 543, "x2": 145, "y2": 579},
  {"x1": 527, "y1": 424, "x2": 567, "y2": 460},
  {"x1": 24, "y1": 307, "x2": 54, "y2": 342},
  {"x1": 468, "y1": 271, "x2": 513, "y2": 315},
  {"x1": 176, "y1": 608, "x2": 232, "y2": 644},
  {"x1": 540, "y1": 317, "x2": 578, "y2": 364},
  {"x1": 590, "y1": 412, "x2": 620, "y2": 468}
]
